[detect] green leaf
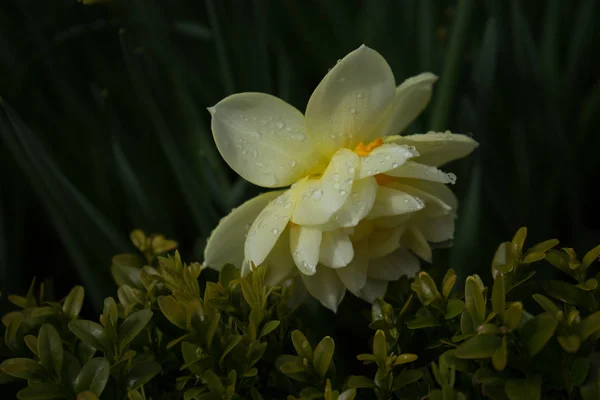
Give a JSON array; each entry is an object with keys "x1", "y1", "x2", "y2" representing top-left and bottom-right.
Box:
[
  {"x1": 520, "y1": 312, "x2": 558, "y2": 357},
  {"x1": 491, "y1": 336, "x2": 507, "y2": 371},
  {"x1": 157, "y1": 295, "x2": 187, "y2": 330},
  {"x1": 118, "y1": 309, "x2": 153, "y2": 350},
  {"x1": 544, "y1": 280, "x2": 594, "y2": 310},
  {"x1": 392, "y1": 369, "x2": 423, "y2": 391},
  {"x1": 75, "y1": 358, "x2": 110, "y2": 396},
  {"x1": 411, "y1": 272, "x2": 440, "y2": 305},
  {"x1": 38, "y1": 324, "x2": 64, "y2": 377},
  {"x1": 258, "y1": 320, "x2": 280, "y2": 338},
  {"x1": 394, "y1": 353, "x2": 418, "y2": 366},
  {"x1": 442, "y1": 269, "x2": 457, "y2": 298},
  {"x1": 111, "y1": 255, "x2": 144, "y2": 289},
  {"x1": 558, "y1": 334, "x2": 581, "y2": 353},
  {"x1": 219, "y1": 335, "x2": 242, "y2": 364},
  {"x1": 348, "y1": 375, "x2": 376, "y2": 388},
  {"x1": 313, "y1": 336, "x2": 335, "y2": 378},
  {"x1": 77, "y1": 391, "x2": 99, "y2": 400},
  {"x1": 125, "y1": 360, "x2": 162, "y2": 391},
  {"x1": 572, "y1": 358, "x2": 590, "y2": 386},
  {"x1": 69, "y1": 320, "x2": 109, "y2": 353},
  {"x1": 504, "y1": 375, "x2": 541, "y2": 400},
  {"x1": 455, "y1": 334, "x2": 502, "y2": 359},
  {"x1": 16, "y1": 383, "x2": 69, "y2": 400},
  {"x1": 580, "y1": 311, "x2": 600, "y2": 340},
  {"x1": 582, "y1": 245, "x2": 600, "y2": 270},
  {"x1": 407, "y1": 313, "x2": 440, "y2": 329},
  {"x1": 581, "y1": 363, "x2": 600, "y2": 400},
  {"x1": 492, "y1": 274, "x2": 505, "y2": 320},
  {"x1": 0, "y1": 358, "x2": 45, "y2": 380},
  {"x1": 504, "y1": 302, "x2": 523, "y2": 330},
  {"x1": 446, "y1": 299, "x2": 465, "y2": 320},
  {"x1": 63, "y1": 286, "x2": 85, "y2": 319},
  {"x1": 24, "y1": 335, "x2": 38, "y2": 357},
  {"x1": 373, "y1": 330, "x2": 387, "y2": 370},
  {"x1": 291, "y1": 330, "x2": 313, "y2": 361},
  {"x1": 465, "y1": 276, "x2": 486, "y2": 325},
  {"x1": 532, "y1": 294, "x2": 562, "y2": 321}
]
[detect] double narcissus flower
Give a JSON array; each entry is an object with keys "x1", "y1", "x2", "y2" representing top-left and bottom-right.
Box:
[{"x1": 204, "y1": 45, "x2": 478, "y2": 312}]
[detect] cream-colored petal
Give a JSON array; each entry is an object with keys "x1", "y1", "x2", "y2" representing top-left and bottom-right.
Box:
[
  {"x1": 350, "y1": 219, "x2": 374, "y2": 242},
  {"x1": 292, "y1": 149, "x2": 359, "y2": 225},
  {"x1": 367, "y1": 186, "x2": 425, "y2": 219},
  {"x1": 358, "y1": 144, "x2": 419, "y2": 179},
  {"x1": 402, "y1": 227, "x2": 432, "y2": 263},
  {"x1": 245, "y1": 188, "x2": 298, "y2": 267},
  {"x1": 368, "y1": 225, "x2": 406, "y2": 259},
  {"x1": 360, "y1": 279, "x2": 388, "y2": 303},
  {"x1": 305, "y1": 45, "x2": 396, "y2": 157},
  {"x1": 384, "y1": 132, "x2": 478, "y2": 167},
  {"x1": 387, "y1": 161, "x2": 456, "y2": 184},
  {"x1": 204, "y1": 191, "x2": 282, "y2": 270},
  {"x1": 401, "y1": 180, "x2": 458, "y2": 210},
  {"x1": 290, "y1": 225, "x2": 322, "y2": 275},
  {"x1": 372, "y1": 214, "x2": 413, "y2": 229},
  {"x1": 262, "y1": 228, "x2": 297, "y2": 286},
  {"x1": 417, "y1": 214, "x2": 455, "y2": 243},
  {"x1": 210, "y1": 93, "x2": 325, "y2": 187},
  {"x1": 318, "y1": 177, "x2": 378, "y2": 230},
  {"x1": 391, "y1": 183, "x2": 453, "y2": 218},
  {"x1": 301, "y1": 266, "x2": 346, "y2": 312},
  {"x1": 336, "y1": 241, "x2": 369, "y2": 296},
  {"x1": 370, "y1": 73, "x2": 438, "y2": 140},
  {"x1": 319, "y1": 230, "x2": 354, "y2": 268},
  {"x1": 367, "y1": 248, "x2": 420, "y2": 281}
]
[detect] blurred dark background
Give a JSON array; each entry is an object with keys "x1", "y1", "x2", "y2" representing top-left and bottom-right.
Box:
[{"x1": 0, "y1": 0, "x2": 599, "y2": 316}]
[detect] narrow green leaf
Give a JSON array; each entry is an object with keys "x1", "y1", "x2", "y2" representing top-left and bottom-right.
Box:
[
  {"x1": 258, "y1": 320, "x2": 280, "y2": 339},
  {"x1": 75, "y1": 358, "x2": 110, "y2": 396},
  {"x1": 442, "y1": 269, "x2": 457, "y2": 299},
  {"x1": 38, "y1": 324, "x2": 63, "y2": 377},
  {"x1": 532, "y1": 294, "x2": 562, "y2": 321},
  {"x1": 313, "y1": 336, "x2": 335, "y2": 378},
  {"x1": 580, "y1": 311, "x2": 600, "y2": 340},
  {"x1": 392, "y1": 369, "x2": 423, "y2": 391},
  {"x1": 0, "y1": 358, "x2": 45, "y2": 380},
  {"x1": 373, "y1": 330, "x2": 387, "y2": 370},
  {"x1": 219, "y1": 335, "x2": 242, "y2": 364},
  {"x1": 544, "y1": 280, "x2": 594, "y2": 310},
  {"x1": 118, "y1": 309, "x2": 153, "y2": 350},
  {"x1": 465, "y1": 276, "x2": 486, "y2": 325},
  {"x1": 455, "y1": 334, "x2": 502, "y2": 359},
  {"x1": 582, "y1": 245, "x2": 600, "y2": 270},
  {"x1": 63, "y1": 286, "x2": 85, "y2": 319}
]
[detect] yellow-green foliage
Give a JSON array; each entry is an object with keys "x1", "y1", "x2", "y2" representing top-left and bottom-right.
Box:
[{"x1": 2, "y1": 229, "x2": 600, "y2": 400}]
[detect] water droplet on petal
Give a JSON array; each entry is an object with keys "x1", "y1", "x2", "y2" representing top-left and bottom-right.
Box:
[
  {"x1": 357, "y1": 93, "x2": 363, "y2": 99},
  {"x1": 392, "y1": 162, "x2": 398, "y2": 168},
  {"x1": 311, "y1": 189, "x2": 323, "y2": 200},
  {"x1": 289, "y1": 160, "x2": 297, "y2": 167},
  {"x1": 275, "y1": 122, "x2": 284, "y2": 129},
  {"x1": 344, "y1": 178, "x2": 353, "y2": 185},
  {"x1": 285, "y1": 127, "x2": 291, "y2": 132},
  {"x1": 332, "y1": 173, "x2": 340, "y2": 181},
  {"x1": 291, "y1": 133, "x2": 305, "y2": 141},
  {"x1": 348, "y1": 107, "x2": 357, "y2": 114},
  {"x1": 340, "y1": 190, "x2": 347, "y2": 196},
  {"x1": 447, "y1": 172, "x2": 457, "y2": 184},
  {"x1": 271, "y1": 228, "x2": 279, "y2": 235},
  {"x1": 347, "y1": 166, "x2": 356, "y2": 174}
]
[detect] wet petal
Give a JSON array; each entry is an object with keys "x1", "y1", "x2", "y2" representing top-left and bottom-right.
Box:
[
  {"x1": 370, "y1": 73, "x2": 438, "y2": 139},
  {"x1": 290, "y1": 225, "x2": 322, "y2": 275},
  {"x1": 368, "y1": 225, "x2": 406, "y2": 259},
  {"x1": 385, "y1": 131, "x2": 478, "y2": 167},
  {"x1": 301, "y1": 266, "x2": 346, "y2": 312},
  {"x1": 360, "y1": 279, "x2": 388, "y2": 303},
  {"x1": 318, "y1": 177, "x2": 378, "y2": 230},
  {"x1": 358, "y1": 144, "x2": 419, "y2": 179},
  {"x1": 367, "y1": 248, "x2": 420, "y2": 281},
  {"x1": 387, "y1": 161, "x2": 456, "y2": 184},
  {"x1": 336, "y1": 241, "x2": 369, "y2": 296},
  {"x1": 391, "y1": 183, "x2": 452, "y2": 218},
  {"x1": 305, "y1": 45, "x2": 396, "y2": 157},
  {"x1": 417, "y1": 215, "x2": 455, "y2": 243},
  {"x1": 319, "y1": 229, "x2": 354, "y2": 268},
  {"x1": 367, "y1": 186, "x2": 425, "y2": 219},
  {"x1": 261, "y1": 228, "x2": 297, "y2": 286},
  {"x1": 210, "y1": 93, "x2": 325, "y2": 187},
  {"x1": 402, "y1": 227, "x2": 432, "y2": 263},
  {"x1": 292, "y1": 149, "x2": 359, "y2": 225},
  {"x1": 204, "y1": 191, "x2": 282, "y2": 270}
]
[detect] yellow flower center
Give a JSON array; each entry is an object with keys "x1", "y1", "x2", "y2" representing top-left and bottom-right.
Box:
[{"x1": 353, "y1": 137, "x2": 384, "y2": 156}]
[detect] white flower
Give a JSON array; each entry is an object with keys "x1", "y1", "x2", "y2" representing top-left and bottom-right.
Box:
[{"x1": 204, "y1": 45, "x2": 478, "y2": 312}]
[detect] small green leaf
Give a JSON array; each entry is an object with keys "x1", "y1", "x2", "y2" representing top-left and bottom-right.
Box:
[
  {"x1": 491, "y1": 336, "x2": 507, "y2": 371},
  {"x1": 407, "y1": 313, "x2": 440, "y2": 329},
  {"x1": 259, "y1": 320, "x2": 280, "y2": 338},
  {"x1": 504, "y1": 302, "x2": 523, "y2": 330},
  {"x1": 582, "y1": 244, "x2": 600, "y2": 270},
  {"x1": 492, "y1": 274, "x2": 505, "y2": 320},
  {"x1": 532, "y1": 294, "x2": 563, "y2": 321},
  {"x1": 527, "y1": 238, "x2": 559, "y2": 254},
  {"x1": 291, "y1": 330, "x2": 313, "y2": 361},
  {"x1": 16, "y1": 383, "x2": 69, "y2": 400},
  {"x1": 118, "y1": 309, "x2": 153, "y2": 350},
  {"x1": 580, "y1": 311, "x2": 600, "y2": 340},
  {"x1": 348, "y1": 375, "x2": 376, "y2": 388},
  {"x1": 157, "y1": 295, "x2": 187, "y2": 329},
  {"x1": 576, "y1": 279, "x2": 598, "y2": 291},
  {"x1": 392, "y1": 369, "x2": 423, "y2": 391},
  {"x1": 394, "y1": 353, "x2": 418, "y2": 366},
  {"x1": 510, "y1": 227, "x2": 527, "y2": 258},
  {"x1": 520, "y1": 312, "x2": 558, "y2": 357},
  {"x1": 572, "y1": 358, "x2": 590, "y2": 386},
  {"x1": 411, "y1": 272, "x2": 440, "y2": 305},
  {"x1": 544, "y1": 280, "x2": 594, "y2": 310},
  {"x1": 77, "y1": 391, "x2": 99, "y2": 400},
  {"x1": 63, "y1": 286, "x2": 85, "y2": 319},
  {"x1": 203, "y1": 370, "x2": 224, "y2": 394},
  {"x1": 504, "y1": 375, "x2": 541, "y2": 400},
  {"x1": 442, "y1": 269, "x2": 457, "y2": 298},
  {"x1": 38, "y1": 324, "x2": 63, "y2": 377},
  {"x1": 68, "y1": 320, "x2": 109, "y2": 352},
  {"x1": 24, "y1": 335, "x2": 38, "y2": 357},
  {"x1": 0, "y1": 358, "x2": 45, "y2": 380},
  {"x1": 465, "y1": 276, "x2": 486, "y2": 325},
  {"x1": 522, "y1": 252, "x2": 546, "y2": 264},
  {"x1": 125, "y1": 360, "x2": 161, "y2": 391},
  {"x1": 446, "y1": 299, "x2": 465, "y2": 320},
  {"x1": 373, "y1": 330, "x2": 387, "y2": 370},
  {"x1": 219, "y1": 264, "x2": 239, "y2": 288},
  {"x1": 455, "y1": 334, "x2": 502, "y2": 359},
  {"x1": 558, "y1": 334, "x2": 581, "y2": 353},
  {"x1": 219, "y1": 335, "x2": 242, "y2": 364},
  {"x1": 75, "y1": 358, "x2": 110, "y2": 396},
  {"x1": 313, "y1": 336, "x2": 335, "y2": 378}
]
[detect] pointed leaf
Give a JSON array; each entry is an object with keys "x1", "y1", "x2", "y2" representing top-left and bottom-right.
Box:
[
  {"x1": 68, "y1": 320, "x2": 109, "y2": 352},
  {"x1": 38, "y1": 324, "x2": 63, "y2": 377},
  {"x1": 0, "y1": 358, "x2": 45, "y2": 380},
  {"x1": 455, "y1": 334, "x2": 501, "y2": 359},
  {"x1": 520, "y1": 312, "x2": 558, "y2": 357},
  {"x1": 313, "y1": 336, "x2": 335, "y2": 378},
  {"x1": 118, "y1": 309, "x2": 153, "y2": 350},
  {"x1": 75, "y1": 358, "x2": 110, "y2": 396}
]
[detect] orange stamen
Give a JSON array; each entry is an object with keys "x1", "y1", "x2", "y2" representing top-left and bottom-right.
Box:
[{"x1": 354, "y1": 137, "x2": 384, "y2": 156}]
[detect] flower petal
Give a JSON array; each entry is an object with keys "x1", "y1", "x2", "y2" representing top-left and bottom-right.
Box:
[
  {"x1": 350, "y1": 220, "x2": 374, "y2": 242},
  {"x1": 417, "y1": 215, "x2": 455, "y2": 243},
  {"x1": 360, "y1": 279, "x2": 388, "y2": 303},
  {"x1": 370, "y1": 73, "x2": 438, "y2": 139},
  {"x1": 245, "y1": 188, "x2": 298, "y2": 267},
  {"x1": 290, "y1": 225, "x2": 322, "y2": 275},
  {"x1": 261, "y1": 228, "x2": 297, "y2": 286},
  {"x1": 305, "y1": 45, "x2": 396, "y2": 157},
  {"x1": 210, "y1": 93, "x2": 325, "y2": 187},
  {"x1": 358, "y1": 144, "x2": 419, "y2": 179},
  {"x1": 367, "y1": 248, "x2": 420, "y2": 281},
  {"x1": 204, "y1": 191, "x2": 282, "y2": 270},
  {"x1": 301, "y1": 266, "x2": 346, "y2": 312},
  {"x1": 402, "y1": 227, "x2": 432, "y2": 263},
  {"x1": 368, "y1": 225, "x2": 406, "y2": 259},
  {"x1": 385, "y1": 132, "x2": 478, "y2": 167},
  {"x1": 292, "y1": 149, "x2": 359, "y2": 225},
  {"x1": 318, "y1": 177, "x2": 378, "y2": 230},
  {"x1": 336, "y1": 241, "x2": 369, "y2": 296},
  {"x1": 390, "y1": 183, "x2": 452, "y2": 218},
  {"x1": 387, "y1": 161, "x2": 456, "y2": 184},
  {"x1": 319, "y1": 229, "x2": 354, "y2": 268},
  {"x1": 372, "y1": 214, "x2": 412, "y2": 229},
  {"x1": 367, "y1": 186, "x2": 425, "y2": 219}
]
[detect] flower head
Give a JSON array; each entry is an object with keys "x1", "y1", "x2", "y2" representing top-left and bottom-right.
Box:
[{"x1": 204, "y1": 45, "x2": 478, "y2": 311}]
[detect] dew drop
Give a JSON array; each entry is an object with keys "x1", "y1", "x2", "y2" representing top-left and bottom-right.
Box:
[
  {"x1": 247, "y1": 131, "x2": 261, "y2": 139},
  {"x1": 340, "y1": 190, "x2": 347, "y2": 196},
  {"x1": 357, "y1": 93, "x2": 363, "y2": 99},
  {"x1": 271, "y1": 228, "x2": 279, "y2": 235},
  {"x1": 275, "y1": 122, "x2": 284, "y2": 129},
  {"x1": 291, "y1": 133, "x2": 305, "y2": 141},
  {"x1": 447, "y1": 173, "x2": 457, "y2": 184},
  {"x1": 384, "y1": 155, "x2": 390, "y2": 160},
  {"x1": 311, "y1": 189, "x2": 323, "y2": 200},
  {"x1": 284, "y1": 202, "x2": 293, "y2": 209},
  {"x1": 285, "y1": 127, "x2": 291, "y2": 132},
  {"x1": 344, "y1": 178, "x2": 353, "y2": 185},
  {"x1": 348, "y1": 107, "x2": 357, "y2": 114},
  {"x1": 392, "y1": 162, "x2": 398, "y2": 168},
  {"x1": 366, "y1": 169, "x2": 372, "y2": 175},
  {"x1": 347, "y1": 166, "x2": 356, "y2": 174},
  {"x1": 245, "y1": 223, "x2": 252, "y2": 230},
  {"x1": 403, "y1": 198, "x2": 409, "y2": 204},
  {"x1": 289, "y1": 160, "x2": 297, "y2": 167},
  {"x1": 332, "y1": 173, "x2": 340, "y2": 181}
]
